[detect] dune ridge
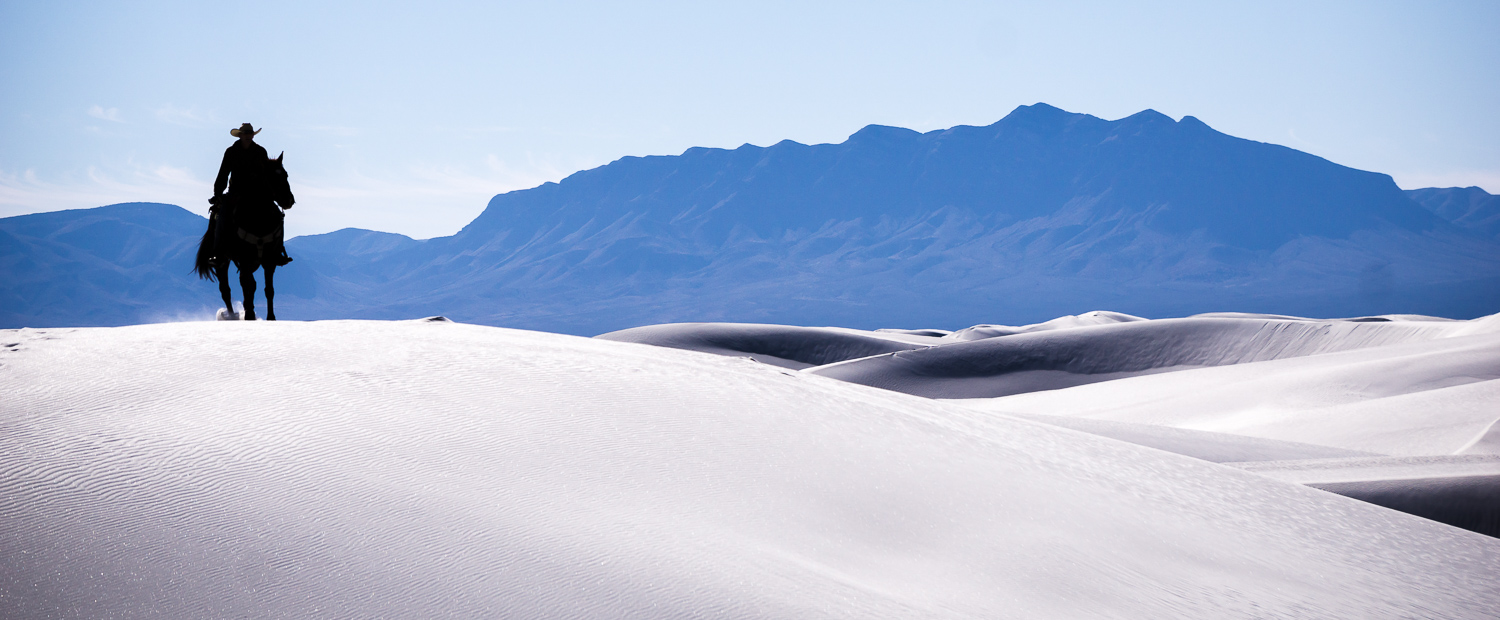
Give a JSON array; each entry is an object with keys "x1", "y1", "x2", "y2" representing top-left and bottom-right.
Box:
[
  {"x1": 596, "y1": 322, "x2": 941, "y2": 369},
  {"x1": 805, "y1": 315, "x2": 1476, "y2": 398},
  {"x1": 944, "y1": 310, "x2": 1148, "y2": 341},
  {"x1": 1004, "y1": 413, "x2": 1378, "y2": 463},
  {"x1": 1229, "y1": 456, "x2": 1500, "y2": 537},
  {"x1": 957, "y1": 326, "x2": 1500, "y2": 456}
]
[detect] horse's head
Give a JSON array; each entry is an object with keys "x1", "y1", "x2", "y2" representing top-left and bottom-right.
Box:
[{"x1": 269, "y1": 152, "x2": 296, "y2": 209}]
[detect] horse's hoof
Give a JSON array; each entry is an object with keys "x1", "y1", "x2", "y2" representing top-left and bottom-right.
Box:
[
  {"x1": 267, "y1": 314, "x2": 276, "y2": 321},
  {"x1": 216, "y1": 309, "x2": 240, "y2": 321},
  {"x1": 244, "y1": 310, "x2": 257, "y2": 321}
]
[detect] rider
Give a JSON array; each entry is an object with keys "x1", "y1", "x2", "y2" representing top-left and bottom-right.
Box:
[{"x1": 211, "y1": 123, "x2": 292, "y2": 266}]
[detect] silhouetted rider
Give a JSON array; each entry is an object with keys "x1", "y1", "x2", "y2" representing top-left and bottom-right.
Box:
[{"x1": 210, "y1": 123, "x2": 292, "y2": 266}]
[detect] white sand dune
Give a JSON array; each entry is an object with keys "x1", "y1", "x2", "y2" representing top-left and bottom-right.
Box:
[
  {"x1": 1005, "y1": 413, "x2": 1378, "y2": 463},
  {"x1": 931, "y1": 314, "x2": 1500, "y2": 539},
  {"x1": 1232, "y1": 455, "x2": 1500, "y2": 485},
  {"x1": 596, "y1": 322, "x2": 942, "y2": 369},
  {"x1": 1230, "y1": 456, "x2": 1500, "y2": 537},
  {"x1": 956, "y1": 325, "x2": 1500, "y2": 456},
  {"x1": 5, "y1": 320, "x2": 1499, "y2": 618},
  {"x1": 1463, "y1": 417, "x2": 1500, "y2": 455},
  {"x1": 944, "y1": 310, "x2": 1148, "y2": 341},
  {"x1": 594, "y1": 313, "x2": 1147, "y2": 371},
  {"x1": 807, "y1": 314, "x2": 1478, "y2": 399},
  {"x1": 603, "y1": 313, "x2": 1500, "y2": 538}
]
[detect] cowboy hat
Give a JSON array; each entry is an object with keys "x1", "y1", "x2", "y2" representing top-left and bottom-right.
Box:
[{"x1": 230, "y1": 123, "x2": 261, "y2": 138}]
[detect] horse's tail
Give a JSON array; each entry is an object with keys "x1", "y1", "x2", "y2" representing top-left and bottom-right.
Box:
[{"x1": 194, "y1": 214, "x2": 218, "y2": 282}]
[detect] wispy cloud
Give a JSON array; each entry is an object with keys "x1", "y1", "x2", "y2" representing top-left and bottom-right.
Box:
[
  {"x1": 306, "y1": 125, "x2": 362, "y2": 138},
  {"x1": 0, "y1": 162, "x2": 210, "y2": 219},
  {"x1": 154, "y1": 104, "x2": 214, "y2": 127},
  {"x1": 429, "y1": 124, "x2": 519, "y2": 137},
  {"x1": 485, "y1": 152, "x2": 582, "y2": 187},
  {"x1": 1284, "y1": 128, "x2": 1322, "y2": 153},
  {"x1": 284, "y1": 154, "x2": 601, "y2": 239},
  {"x1": 87, "y1": 105, "x2": 123, "y2": 123}
]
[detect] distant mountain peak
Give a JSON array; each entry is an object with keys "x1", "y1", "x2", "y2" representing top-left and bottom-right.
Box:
[
  {"x1": 996, "y1": 102, "x2": 1085, "y2": 127},
  {"x1": 1178, "y1": 115, "x2": 1212, "y2": 130},
  {"x1": 1010, "y1": 102, "x2": 1071, "y2": 116},
  {"x1": 847, "y1": 124, "x2": 922, "y2": 143},
  {"x1": 1120, "y1": 108, "x2": 1174, "y2": 123}
]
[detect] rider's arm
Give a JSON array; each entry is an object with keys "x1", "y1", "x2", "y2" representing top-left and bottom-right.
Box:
[{"x1": 213, "y1": 147, "x2": 233, "y2": 197}]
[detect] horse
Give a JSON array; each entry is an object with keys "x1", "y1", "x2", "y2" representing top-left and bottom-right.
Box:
[{"x1": 193, "y1": 153, "x2": 295, "y2": 320}]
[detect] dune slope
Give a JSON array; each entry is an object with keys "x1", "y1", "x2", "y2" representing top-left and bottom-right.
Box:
[
  {"x1": 1231, "y1": 456, "x2": 1500, "y2": 537},
  {"x1": 957, "y1": 324, "x2": 1500, "y2": 455},
  {"x1": 596, "y1": 322, "x2": 940, "y2": 369},
  {"x1": 1005, "y1": 413, "x2": 1378, "y2": 463},
  {"x1": 3, "y1": 320, "x2": 1498, "y2": 618},
  {"x1": 808, "y1": 315, "x2": 1469, "y2": 398}
]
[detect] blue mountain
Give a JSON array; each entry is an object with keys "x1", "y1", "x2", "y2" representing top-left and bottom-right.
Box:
[
  {"x1": 5, "y1": 104, "x2": 1500, "y2": 332},
  {"x1": 1406, "y1": 186, "x2": 1500, "y2": 240},
  {"x1": 0, "y1": 203, "x2": 209, "y2": 327}
]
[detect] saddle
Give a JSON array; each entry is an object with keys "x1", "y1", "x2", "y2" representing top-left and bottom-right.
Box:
[
  {"x1": 213, "y1": 195, "x2": 293, "y2": 266},
  {"x1": 237, "y1": 225, "x2": 285, "y2": 263}
]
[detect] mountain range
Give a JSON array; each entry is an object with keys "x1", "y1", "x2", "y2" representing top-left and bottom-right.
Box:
[{"x1": 4, "y1": 103, "x2": 1499, "y2": 333}]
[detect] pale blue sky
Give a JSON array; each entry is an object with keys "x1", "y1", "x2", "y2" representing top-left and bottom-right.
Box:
[{"x1": 2, "y1": 0, "x2": 1496, "y2": 238}]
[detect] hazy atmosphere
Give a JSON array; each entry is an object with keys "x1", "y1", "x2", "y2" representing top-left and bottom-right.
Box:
[{"x1": 3, "y1": 0, "x2": 1497, "y2": 239}]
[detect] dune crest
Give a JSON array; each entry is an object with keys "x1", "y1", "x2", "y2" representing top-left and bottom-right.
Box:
[
  {"x1": 596, "y1": 322, "x2": 941, "y2": 369},
  {"x1": 945, "y1": 310, "x2": 1147, "y2": 341},
  {"x1": 1459, "y1": 417, "x2": 1500, "y2": 455},
  {"x1": 806, "y1": 314, "x2": 1474, "y2": 398},
  {"x1": 958, "y1": 324, "x2": 1500, "y2": 456}
]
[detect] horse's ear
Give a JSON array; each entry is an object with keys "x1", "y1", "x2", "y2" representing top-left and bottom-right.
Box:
[{"x1": 276, "y1": 151, "x2": 284, "y2": 163}]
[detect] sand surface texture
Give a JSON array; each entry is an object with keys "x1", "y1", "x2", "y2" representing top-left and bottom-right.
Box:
[{"x1": 5, "y1": 319, "x2": 1498, "y2": 618}]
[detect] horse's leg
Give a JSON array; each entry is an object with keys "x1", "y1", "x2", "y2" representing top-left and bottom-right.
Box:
[
  {"x1": 239, "y1": 262, "x2": 259, "y2": 321},
  {"x1": 264, "y1": 263, "x2": 277, "y2": 321},
  {"x1": 217, "y1": 260, "x2": 234, "y2": 316}
]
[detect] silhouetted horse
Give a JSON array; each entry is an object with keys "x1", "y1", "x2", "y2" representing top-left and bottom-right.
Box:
[{"x1": 194, "y1": 153, "x2": 295, "y2": 320}]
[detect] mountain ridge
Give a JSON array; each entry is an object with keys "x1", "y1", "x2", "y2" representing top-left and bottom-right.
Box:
[
  {"x1": 1406, "y1": 186, "x2": 1500, "y2": 239},
  {"x1": 456, "y1": 103, "x2": 1435, "y2": 251},
  {"x1": 4, "y1": 104, "x2": 1499, "y2": 332}
]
